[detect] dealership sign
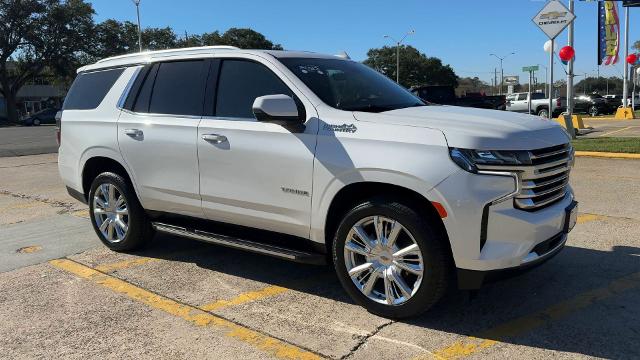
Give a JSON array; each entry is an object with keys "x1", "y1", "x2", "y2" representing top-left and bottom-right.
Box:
[
  {"x1": 598, "y1": 1, "x2": 620, "y2": 65},
  {"x1": 532, "y1": 0, "x2": 576, "y2": 40}
]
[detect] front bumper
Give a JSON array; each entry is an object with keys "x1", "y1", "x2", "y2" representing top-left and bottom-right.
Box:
[
  {"x1": 457, "y1": 230, "x2": 567, "y2": 289},
  {"x1": 426, "y1": 168, "x2": 576, "y2": 283}
]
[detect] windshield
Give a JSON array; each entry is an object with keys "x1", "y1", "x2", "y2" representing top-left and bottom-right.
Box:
[{"x1": 279, "y1": 57, "x2": 425, "y2": 113}]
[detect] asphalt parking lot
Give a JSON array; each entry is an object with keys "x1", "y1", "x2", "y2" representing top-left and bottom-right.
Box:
[
  {"x1": 0, "y1": 125, "x2": 58, "y2": 157},
  {"x1": 580, "y1": 118, "x2": 640, "y2": 138},
  {"x1": 1, "y1": 153, "x2": 639, "y2": 359}
]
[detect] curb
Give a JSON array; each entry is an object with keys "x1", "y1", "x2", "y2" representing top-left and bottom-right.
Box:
[{"x1": 575, "y1": 151, "x2": 640, "y2": 159}]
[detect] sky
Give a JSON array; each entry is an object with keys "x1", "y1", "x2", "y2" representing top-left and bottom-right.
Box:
[{"x1": 87, "y1": 0, "x2": 640, "y2": 85}]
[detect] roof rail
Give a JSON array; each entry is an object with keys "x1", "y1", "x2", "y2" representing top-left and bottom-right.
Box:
[{"x1": 96, "y1": 45, "x2": 240, "y2": 63}]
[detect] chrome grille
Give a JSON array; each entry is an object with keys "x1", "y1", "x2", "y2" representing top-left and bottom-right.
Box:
[{"x1": 477, "y1": 143, "x2": 573, "y2": 211}]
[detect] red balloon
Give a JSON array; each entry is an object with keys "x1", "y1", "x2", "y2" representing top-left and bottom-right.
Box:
[
  {"x1": 627, "y1": 54, "x2": 638, "y2": 64},
  {"x1": 559, "y1": 46, "x2": 575, "y2": 61}
]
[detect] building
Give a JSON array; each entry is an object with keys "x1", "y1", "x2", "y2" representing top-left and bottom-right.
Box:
[{"x1": 0, "y1": 62, "x2": 67, "y2": 121}]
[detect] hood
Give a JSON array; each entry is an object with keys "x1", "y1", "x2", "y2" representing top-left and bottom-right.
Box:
[{"x1": 352, "y1": 105, "x2": 570, "y2": 150}]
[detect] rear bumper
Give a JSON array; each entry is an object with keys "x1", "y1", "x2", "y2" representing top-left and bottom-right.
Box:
[{"x1": 456, "y1": 231, "x2": 567, "y2": 289}]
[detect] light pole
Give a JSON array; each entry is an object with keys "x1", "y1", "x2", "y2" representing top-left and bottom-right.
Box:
[
  {"x1": 132, "y1": 0, "x2": 142, "y2": 52},
  {"x1": 490, "y1": 52, "x2": 515, "y2": 95},
  {"x1": 537, "y1": 63, "x2": 548, "y2": 96},
  {"x1": 383, "y1": 30, "x2": 415, "y2": 84}
]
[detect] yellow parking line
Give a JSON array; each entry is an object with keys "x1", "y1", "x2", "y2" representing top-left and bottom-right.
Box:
[
  {"x1": 49, "y1": 259, "x2": 321, "y2": 360},
  {"x1": 576, "y1": 213, "x2": 608, "y2": 224},
  {"x1": 200, "y1": 285, "x2": 289, "y2": 312},
  {"x1": 575, "y1": 151, "x2": 640, "y2": 159},
  {"x1": 597, "y1": 125, "x2": 638, "y2": 137},
  {"x1": 419, "y1": 271, "x2": 640, "y2": 360},
  {"x1": 94, "y1": 257, "x2": 159, "y2": 273}
]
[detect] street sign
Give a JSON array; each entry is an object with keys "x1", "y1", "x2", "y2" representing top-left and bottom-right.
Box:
[
  {"x1": 532, "y1": 0, "x2": 576, "y2": 40},
  {"x1": 522, "y1": 65, "x2": 540, "y2": 72}
]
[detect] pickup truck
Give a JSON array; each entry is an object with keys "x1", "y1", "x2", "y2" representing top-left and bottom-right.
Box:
[
  {"x1": 411, "y1": 85, "x2": 506, "y2": 110},
  {"x1": 506, "y1": 92, "x2": 566, "y2": 118}
]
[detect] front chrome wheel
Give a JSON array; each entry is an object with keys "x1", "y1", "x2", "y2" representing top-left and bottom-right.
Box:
[
  {"x1": 344, "y1": 215, "x2": 423, "y2": 306},
  {"x1": 92, "y1": 183, "x2": 129, "y2": 243}
]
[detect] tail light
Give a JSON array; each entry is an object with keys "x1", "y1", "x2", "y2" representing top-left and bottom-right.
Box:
[
  {"x1": 556, "y1": 98, "x2": 561, "y2": 107},
  {"x1": 55, "y1": 111, "x2": 62, "y2": 147}
]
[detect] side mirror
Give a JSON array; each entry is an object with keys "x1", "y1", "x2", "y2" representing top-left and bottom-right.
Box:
[{"x1": 252, "y1": 94, "x2": 302, "y2": 124}]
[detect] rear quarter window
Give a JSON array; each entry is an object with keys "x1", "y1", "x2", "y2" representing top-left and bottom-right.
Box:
[{"x1": 63, "y1": 68, "x2": 125, "y2": 110}]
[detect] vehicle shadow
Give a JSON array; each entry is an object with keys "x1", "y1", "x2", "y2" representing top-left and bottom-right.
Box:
[{"x1": 131, "y1": 234, "x2": 640, "y2": 359}]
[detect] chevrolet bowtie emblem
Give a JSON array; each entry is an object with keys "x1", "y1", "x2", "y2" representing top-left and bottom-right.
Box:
[{"x1": 540, "y1": 11, "x2": 567, "y2": 20}]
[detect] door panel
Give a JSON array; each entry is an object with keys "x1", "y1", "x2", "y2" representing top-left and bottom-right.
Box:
[
  {"x1": 118, "y1": 112, "x2": 203, "y2": 217},
  {"x1": 198, "y1": 118, "x2": 318, "y2": 238},
  {"x1": 197, "y1": 57, "x2": 318, "y2": 238},
  {"x1": 117, "y1": 60, "x2": 208, "y2": 218}
]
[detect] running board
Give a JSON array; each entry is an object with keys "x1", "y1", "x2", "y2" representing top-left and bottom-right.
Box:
[{"x1": 152, "y1": 222, "x2": 326, "y2": 265}]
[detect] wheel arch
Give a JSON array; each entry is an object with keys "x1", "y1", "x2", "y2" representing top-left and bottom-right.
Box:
[
  {"x1": 81, "y1": 155, "x2": 138, "y2": 203},
  {"x1": 320, "y1": 181, "x2": 451, "y2": 261}
]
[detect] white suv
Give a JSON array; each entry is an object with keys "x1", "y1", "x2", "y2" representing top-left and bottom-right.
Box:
[{"x1": 58, "y1": 46, "x2": 577, "y2": 318}]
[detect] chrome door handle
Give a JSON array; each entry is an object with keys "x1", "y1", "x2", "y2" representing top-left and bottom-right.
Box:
[
  {"x1": 202, "y1": 134, "x2": 227, "y2": 144},
  {"x1": 124, "y1": 128, "x2": 143, "y2": 137}
]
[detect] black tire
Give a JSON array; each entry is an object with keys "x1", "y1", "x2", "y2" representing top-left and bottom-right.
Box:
[
  {"x1": 88, "y1": 172, "x2": 154, "y2": 251},
  {"x1": 332, "y1": 197, "x2": 450, "y2": 319},
  {"x1": 589, "y1": 106, "x2": 599, "y2": 117},
  {"x1": 537, "y1": 108, "x2": 549, "y2": 118},
  {"x1": 32, "y1": 118, "x2": 41, "y2": 126}
]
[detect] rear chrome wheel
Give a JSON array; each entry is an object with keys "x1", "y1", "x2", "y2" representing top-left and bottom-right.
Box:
[
  {"x1": 88, "y1": 172, "x2": 154, "y2": 251},
  {"x1": 92, "y1": 183, "x2": 129, "y2": 243},
  {"x1": 344, "y1": 216, "x2": 423, "y2": 305}
]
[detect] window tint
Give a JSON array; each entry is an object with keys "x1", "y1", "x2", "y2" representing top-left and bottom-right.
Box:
[
  {"x1": 216, "y1": 60, "x2": 293, "y2": 119},
  {"x1": 133, "y1": 65, "x2": 158, "y2": 113},
  {"x1": 531, "y1": 93, "x2": 545, "y2": 100},
  {"x1": 148, "y1": 61, "x2": 206, "y2": 116},
  {"x1": 517, "y1": 93, "x2": 528, "y2": 101},
  {"x1": 63, "y1": 68, "x2": 125, "y2": 110}
]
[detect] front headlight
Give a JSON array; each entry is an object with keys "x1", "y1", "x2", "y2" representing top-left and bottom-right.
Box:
[{"x1": 449, "y1": 148, "x2": 531, "y2": 173}]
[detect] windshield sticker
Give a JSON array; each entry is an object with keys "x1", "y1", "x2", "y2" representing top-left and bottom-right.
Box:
[{"x1": 297, "y1": 65, "x2": 323, "y2": 75}]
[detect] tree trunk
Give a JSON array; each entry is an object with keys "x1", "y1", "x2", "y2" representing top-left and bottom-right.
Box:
[
  {"x1": 5, "y1": 91, "x2": 19, "y2": 124},
  {"x1": 0, "y1": 64, "x2": 21, "y2": 125}
]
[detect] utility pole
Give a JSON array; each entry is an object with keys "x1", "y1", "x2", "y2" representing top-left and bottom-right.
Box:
[
  {"x1": 383, "y1": 30, "x2": 415, "y2": 84},
  {"x1": 490, "y1": 52, "x2": 516, "y2": 95},
  {"x1": 548, "y1": 38, "x2": 554, "y2": 118},
  {"x1": 494, "y1": 68, "x2": 498, "y2": 95},
  {"x1": 623, "y1": 6, "x2": 630, "y2": 108},
  {"x1": 132, "y1": 0, "x2": 142, "y2": 52},
  {"x1": 567, "y1": 0, "x2": 575, "y2": 117}
]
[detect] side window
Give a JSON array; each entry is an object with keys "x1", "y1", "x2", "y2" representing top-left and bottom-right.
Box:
[
  {"x1": 63, "y1": 68, "x2": 125, "y2": 110},
  {"x1": 147, "y1": 60, "x2": 206, "y2": 116},
  {"x1": 517, "y1": 93, "x2": 528, "y2": 101},
  {"x1": 216, "y1": 60, "x2": 294, "y2": 119}
]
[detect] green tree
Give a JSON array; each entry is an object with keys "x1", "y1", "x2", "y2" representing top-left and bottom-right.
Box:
[
  {"x1": 574, "y1": 76, "x2": 623, "y2": 95},
  {"x1": 364, "y1": 45, "x2": 458, "y2": 88},
  {"x1": 201, "y1": 28, "x2": 283, "y2": 50},
  {"x1": 0, "y1": 0, "x2": 94, "y2": 123}
]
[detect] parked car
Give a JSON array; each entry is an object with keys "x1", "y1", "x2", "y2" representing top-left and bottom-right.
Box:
[
  {"x1": 603, "y1": 94, "x2": 623, "y2": 107},
  {"x1": 58, "y1": 47, "x2": 577, "y2": 319},
  {"x1": 572, "y1": 94, "x2": 615, "y2": 116},
  {"x1": 22, "y1": 108, "x2": 60, "y2": 126},
  {"x1": 505, "y1": 92, "x2": 566, "y2": 118},
  {"x1": 410, "y1": 85, "x2": 506, "y2": 110}
]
